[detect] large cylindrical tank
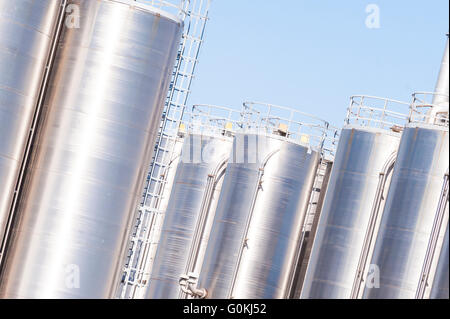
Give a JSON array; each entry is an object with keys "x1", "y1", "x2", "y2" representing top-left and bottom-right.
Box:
[
  {"x1": 197, "y1": 103, "x2": 328, "y2": 298},
  {"x1": 0, "y1": 0, "x2": 182, "y2": 298},
  {"x1": 301, "y1": 96, "x2": 409, "y2": 299},
  {"x1": 430, "y1": 223, "x2": 449, "y2": 299},
  {"x1": 364, "y1": 37, "x2": 449, "y2": 299},
  {"x1": 198, "y1": 133, "x2": 321, "y2": 299},
  {"x1": 0, "y1": 0, "x2": 62, "y2": 255},
  {"x1": 146, "y1": 131, "x2": 233, "y2": 299},
  {"x1": 363, "y1": 123, "x2": 449, "y2": 299}
]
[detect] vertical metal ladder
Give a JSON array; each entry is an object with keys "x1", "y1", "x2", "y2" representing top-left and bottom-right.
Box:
[{"x1": 117, "y1": 0, "x2": 211, "y2": 299}]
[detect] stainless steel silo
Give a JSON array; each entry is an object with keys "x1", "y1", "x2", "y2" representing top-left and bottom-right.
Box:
[
  {"x1": 196, "y1": 102, "x2": 330, "y2": 299},
  {"x1": 0, "y1": 0, "x2": 64, "y2": 259},
  {"x1": 0, "y1": 0, "x2": 182, "y2": 298},
  {"x1": 364, "y1": 37, "x2": 449, "y2": 299},
  {"x1": 363, "y1": 121, "x2": 448, "y2": 299},
  {"x1": 301, "y1": 96, "x2": 409, "y2": 299},
  {"x1": 146, "y1": 105, "x2": 239, "y2": 299}
]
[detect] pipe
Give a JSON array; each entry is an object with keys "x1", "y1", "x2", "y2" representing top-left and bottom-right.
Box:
[
  {"x1": 416, "y1": 170, "x2": 449, "y2": 299},
  {"x1": 0, "y1": 0, "x2": 68, "y2": 266},
  {"x1": 179, "y1": 273, "x2": 207, "y2": 299},
  {"x1": 180, "y1": 156, "x2": 229, "y2": 299},
  {"x1": 227, "y1": 149, "x2": 281, "y2": 299},
  {"x1": 350, "y1": 152, "x2": 397, "y2": 298}
]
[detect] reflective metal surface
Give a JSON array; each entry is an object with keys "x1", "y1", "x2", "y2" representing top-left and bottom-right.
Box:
[
  {"x1": 0, "y1": 0, "x2": 61, "y2": 254},
  {"x1": 117, "y1": 134, "x2": 184, "y2": 299},
  {"x1": 429, "y1": 36, "x2": 449, "y2": 117},
  {"x1": 198, "y1": 133, "x2": 320, "y2": 299},
  {"x1": 301, "y1": 127, "x2": 402, "y2": 298},
  {"x1": 288, "y1": 159, "x2": 334, "y2": 298},
  {"x1": 146, "y1": 133, "x2": 233, "y2": 299},
  {"x1": 363, "y1": 124, "x2": 449, "y2": 299},
  {"x1": 430, "y1": 223, "x2": 449, "y2": 299},
  {"x1": 0, "y1": 0, "x2": 182, "y2": 298}
]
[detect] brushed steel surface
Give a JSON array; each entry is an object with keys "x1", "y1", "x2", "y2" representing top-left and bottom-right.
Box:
[
  {"x1": 146, "y1": 133, "x2": 233, "y2": 299},
  {"x1": 198, "y1": 133, "x2": 320, "y2": 299},
  {"x1": 0, "y1": 0, "x2": 61, "y2": 253},
  {"x1": 289, "y1": 159, "x2": 334, "y2": 299},
  {"x1": 301, "y1": 127, "x2": 401, "y2": 298},
  {"x1": 364, "y1": 124, "x2": 449, "y2": 299},
  {"x1": 0, "y1": 0, "x2": 182, "y2": 298},
  {"x1": 430, "y1": 223, "x2": 449, "y2": 299}
]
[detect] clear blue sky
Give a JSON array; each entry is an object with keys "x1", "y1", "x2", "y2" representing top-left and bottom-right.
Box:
[{"x1": 188, "y1": 0, "x2": 449, "y2": 128}]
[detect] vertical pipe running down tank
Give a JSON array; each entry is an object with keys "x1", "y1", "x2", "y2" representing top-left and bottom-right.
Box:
[
  {"x1": 301, "y1": 96, "x2": 409, "y2": 299},
  {"x1": 197, "y1": 102, "x2": 330, "y2": 299},
  {"x1": 416, "y1": 170, "x2": 449, "y2": 299},
  {"x1": 364, "y1": 37, "x2": 450, "y2": 299},
  {"x1": 0, "y1": 0, "x2": 63, "y2": 257},
  {"x1": 145, "y1": 105, "x2": 238, "y2": 299},
  {"x1": 0, "y1": 0, "x2": 182, "y2": 298},
  {"x1": 429, "y1": 223, "x2": 449, "y2": 299}
]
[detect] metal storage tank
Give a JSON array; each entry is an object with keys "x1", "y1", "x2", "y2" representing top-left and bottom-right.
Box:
[
  {"x1": 364, "y1": 37, "x2": 449, "y2": 299},
  {"x1": 146, "y1": 105, "x2": 240, "y2": 299},
  {"x1": 0, "y1": 0, "x2": 63, "y2": 259},
  {"x1": 301, "y1": 96, "x2": 409, "y2": 299},
  {"x1": 116, "y1": 2, "x2": 213, "y2": 299},
  {"x1": 196, "y1": 102, "x2": 331, "y2": 299},
  {"x1": 0, "y1": 0, "x2": 182, "y2": 298}
]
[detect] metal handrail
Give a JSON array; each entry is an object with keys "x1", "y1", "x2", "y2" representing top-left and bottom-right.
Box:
[
  {"x1": 136, "y1": 0, "x2": 188, "y2": 18},
  {"x1": 346, "y1": 95, "x2": 409, "y2": 131},
  {"x1": 242, "y1": 101, "x2": 331, "y2": 150},
  {"x1": 181, "y1": 104, "x2": 244, "y2": 136},
  {"x1": 409, "y1": 92, "x2": 449, "y2": 127}
]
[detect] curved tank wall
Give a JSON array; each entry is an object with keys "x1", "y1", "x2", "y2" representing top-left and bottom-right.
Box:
[
  {"x1": 0, "y1": 0, "x2": 62, "y2": 255},
  {"x1": 198, "y1": 133, "x2": 320, "y2": 299},
  {"x1": 0, "y1": 0, "x2": 182, "y2": 298},
  {"x1": 116, "y1": 133, "x2": 185, "y2": 299},
  {"x1": 301, "y1": 126, "x2": 401, "y2": 298},
  {"x1": 430, "y1": 223, "x2": 449, "y2": 299},
  {"x1": 146, "y1": 133, "x2": 233, "y2": 299},
  {"x1": 364, "y1": 124, "x2": 449, "y2": 299},
  {"x1": 288, "y1": 159, "x2": 334, "y2": 298}
]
